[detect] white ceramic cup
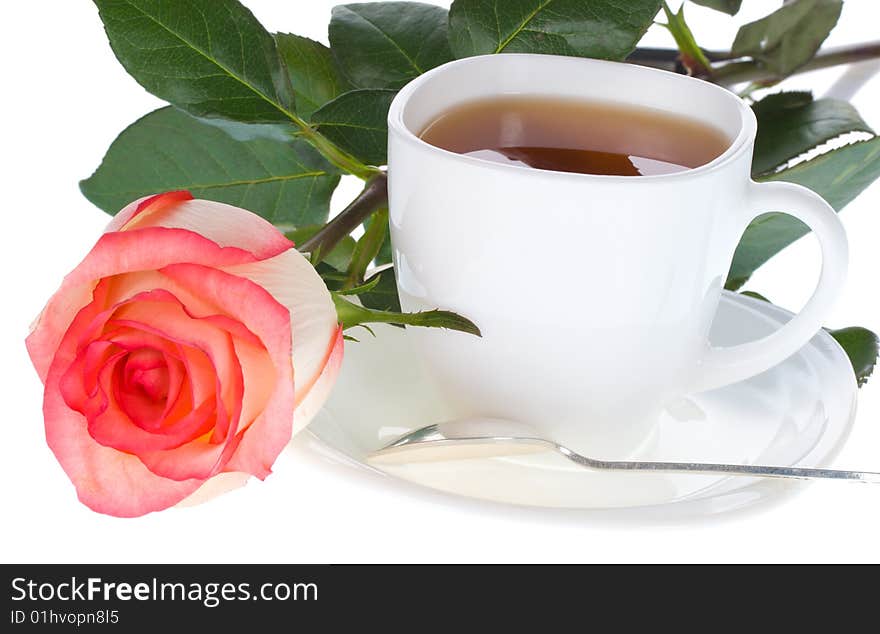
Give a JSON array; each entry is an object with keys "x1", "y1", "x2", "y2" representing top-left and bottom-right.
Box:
[{"x1": 386, "y1": 54, "x2": 848, "y2": 458}]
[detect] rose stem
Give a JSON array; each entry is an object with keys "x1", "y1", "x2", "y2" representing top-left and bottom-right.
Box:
[
  {"x1": 709, "y1": 41, "x2": 880, "y2": 86},
  {"x1": 627, "y1": 41, "x2": 880, "y2": 85},
  {"x1": 297, "y1": 173, "x2": 388, "y2": 262}
]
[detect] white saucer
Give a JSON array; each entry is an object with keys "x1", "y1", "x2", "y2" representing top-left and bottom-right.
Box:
[{"x1": 307, "y1": 292, "x2": 857, "y2": 514}]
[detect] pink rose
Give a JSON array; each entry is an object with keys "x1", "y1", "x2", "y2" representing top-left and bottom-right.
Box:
[{"x1": 26, "y1": 191, "x2": 343, "y2": 517}]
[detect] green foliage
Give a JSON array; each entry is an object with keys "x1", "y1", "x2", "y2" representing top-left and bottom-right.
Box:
[
  {"x1": 275, "y1": 33, "x2": 351, "y2": 120},
  {"x1": 728, "y1": 137, "x2": 880, "y2": 290},
  {"x1": 333, "y1": 293, "x2": 481, "y2": 336},
  {"x1": 690, "y1": 0, "x2": 742, "y2": 15},
  {"x1": 751, "y1": 91, "x2": 873, "y2": 176},
  {"x1": 80, "y1": 107, "x2": 338, "y2": 226},
  {"x1": 365, "y1": 214, "x2": 394, "y2": 265},
  {"x1": 346, "y1": 208, "x2": 390, "y2": 288},
  {"x1": 829, "y1": 327, "x2": 879, "y2": 387},
  {"x1": 732, "y1": 0, "x2": 842, "y2": 77},
  {"x1": 329, "y1": 2, "x2": 452, "y2": 89},
  {"x1": 447, "y1": 0, "x2": 662, "y2": 59},
  {"x1": 94, "y1": 0, "x2": 295, "y2": 123},
  {"x1": 358, "y1": 269, "x2": 402, "y2": 312},
  {"x1": 661, "y1": 2, "x2": 711, "y2": 75},
  {"x1": 311, "y1": 89, "x2": 397, "y2": 165},
  {"x1": 726, "y1": 92, "x2": 878, "y2": 291}
]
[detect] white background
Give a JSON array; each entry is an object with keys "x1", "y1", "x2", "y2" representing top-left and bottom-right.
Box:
[{"x1": 2, "y1": 1, "x2": 880, "y2": 563}]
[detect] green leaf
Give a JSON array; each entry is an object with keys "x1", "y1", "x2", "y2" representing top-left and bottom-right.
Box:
[
  {"x1": 731, "y1": 0, "x2": 842, "y2": 77},
  {"x1": 752, "y1": 91, "x2": 873, "y2": 176},
  {"x1": 346, "y1": 208, "x2": 390, "y2": 287},
  {"x1": 275, "y1": 33, "x2": 351, "y2": 121},
  {"x1": 311, "y1": 89, "x2": 397, "y2": 165},
  {"x1": 726, "y1": 137, "x2": 880, "y2": 290},
  {"x1": 93, "y1": 0, "x2": 296, "y2": 123},
  {"x1": 661, "y1": 3, "x2": 711, "y2": 75},
  {"x1": 739, "y1": 290, "x2": 770, "y2": 303},
  {"x1": 365, "y1": 215, "x2": 394, "y2": 265},
  {"x1": 359, "y1": 269, "x2": 402, "y2": 312},
  {"x1": 80, "y1": 107, "x2": 339, "y2": 226},
  {"x1": 448, "y1": 0, "x2": 662, "y2": 60},
  {"x1": 765, "y1": 137, "x2": 880, "y2": 209},
  {"x1": 332, "y1": 293, "x2": 481, "y2": 337},
  {"x1": 314, "y1": 263, "x2": 348, "y2": 291},
  {"x1": 829, "y1": 327, "x2": 879, "y2": 387},
  {"x1": 329, "y1": 2, "x2": 453, "y2": 89},
  {"x1": 286, "y1": 225, "x2": 356, "y2": 271},
  {"x1": 335, "y1": 275, "x2": 382, "y2": 296},
  {"x1": 689, "y1": 0, "x2": 741, "y2": 15}
]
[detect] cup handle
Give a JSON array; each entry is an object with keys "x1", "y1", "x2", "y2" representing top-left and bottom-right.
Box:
[{"x1": 692, "y1": 180, "x2": 848, "y2": 393}]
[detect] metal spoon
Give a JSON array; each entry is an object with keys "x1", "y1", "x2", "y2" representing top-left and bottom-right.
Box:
[{"x1": 369, "y1": 418, "x2": 880, "y2": 483}]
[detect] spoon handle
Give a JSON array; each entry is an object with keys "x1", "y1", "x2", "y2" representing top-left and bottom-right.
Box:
[
  {"x1": 372, "y1": 422, "x2": 880, "y2": 483},
  {"x1": 560, "y1": 448, "x2": 880, "y2": 483}
]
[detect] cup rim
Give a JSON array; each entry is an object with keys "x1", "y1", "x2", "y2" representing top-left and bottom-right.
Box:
[{"x1": 387, "y1": 54, "x2": 757, "y2": 182}]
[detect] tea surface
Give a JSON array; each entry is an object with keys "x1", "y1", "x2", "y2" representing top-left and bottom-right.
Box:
[{"x1": 419, "y1": 96, "x2": 730, "y2": 176}]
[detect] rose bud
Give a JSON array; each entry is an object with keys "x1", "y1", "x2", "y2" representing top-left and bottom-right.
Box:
[{"x1": 26, "y1": 191, "x2": 343, "y2": 517}]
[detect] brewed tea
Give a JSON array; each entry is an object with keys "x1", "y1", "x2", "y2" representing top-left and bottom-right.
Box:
[{"x1": 419, "y1": 96, "x2": 730, "y2": 176}]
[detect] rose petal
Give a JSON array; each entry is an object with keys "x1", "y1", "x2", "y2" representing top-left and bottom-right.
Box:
[
  {"x1": 104, "y1": 328, "x2": 202, "y2": 426},
  {"x1": 98, "y1": 293, "x2": 249, "y2": 479},
  {"x1": 101, "y1": 270, "x2": 221, "y2": 319},
  {"x1": 175, "y1": 471, "x2": 252, "y2": 508},
  {"x1": 291, "y1": 325, "x2": 345, "y2": 435},
  {"x1": 116, "y1": 348, "x2": 169, "y2": 423},
  {"x1": 137, "y1": 431, "x2": 244, "y2": 483},
  {"x1": 27, "y1": 227, "x2": 260, "y2": 382},
  {"x1": 61, "y1": 287, "x2": 245, "y2": 466},
  {"x1": 212, "y1": 334, "x2": 275, "y2": 442},
  {"x1": 86, "y1": 368, "x2": 214, "y2": 455},
  {"x1": 122, "y1": 348, "x2": 168, "y2": 399},
  {"x1": 110, "y1": 292, "x2": 243, "y2": 431},
  {"x1": 107, "y1": 278, "x2": 284, "y2": 481},
  {"x1": 43, "y1": 301, "x2": 204, "y2": 517},
  {"x1": 44, "y1": 385, "x2": 204, "y2": 517},
  {"x1": 159, "y1": 263, "x2": 294, "y2": 479},
  {"x1": 59, "y1": 340, "x2": 119, "y2": 413},
  {"x1": 220, "y1": 248, "x2": 339, "y2": 410},
  {"x1": 109, "y1": 195, "x2": 293, "y2": 260},
  {"x1": 158, "y1": 350, "x2": 187, "y2": 422},
  {"x1": 108, "y1": 191, "x2": 194, "y2": 231}
]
